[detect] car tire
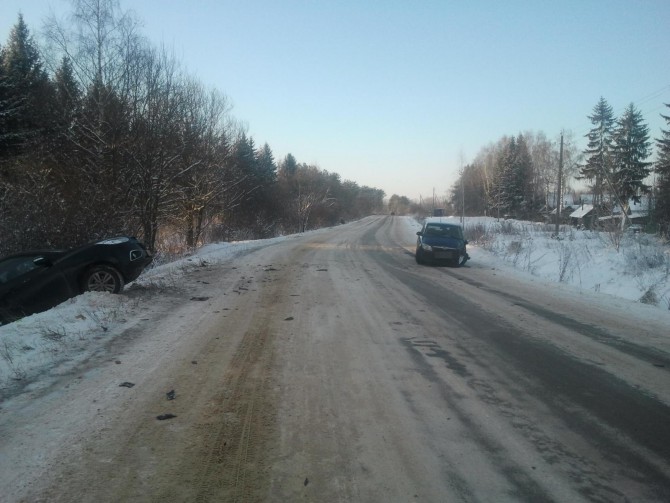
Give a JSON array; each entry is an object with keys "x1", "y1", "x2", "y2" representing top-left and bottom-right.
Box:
[
  {"x1": 453, "y1": 254, "x2": 468, "y2": 267},
  {"x1": 81, "y1": 265, "x2": 125, "y2": 293},
  {"x1": 415, "y1": 249, "x2": 424, "y2": 265}
]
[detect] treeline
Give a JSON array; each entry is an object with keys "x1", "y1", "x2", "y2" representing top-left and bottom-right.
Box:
[
  {"x1": 449, "y1": 97, "x2": 670, "y2": 237},
  {"x1": 0, "y1": 2, "x2": 384, "y2": 255},
  {"x1": 449, "y1": 131, "x2": 581, "y2": 220}
]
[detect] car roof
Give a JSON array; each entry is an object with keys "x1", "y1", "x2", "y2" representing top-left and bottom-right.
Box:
[
  {"x1": 423, "y1": 218, "x2": 462, "y2": 228},
  {"x1": 0, "y1": 236, "x2": 138, "y2": 262},
  {"x1": 0, "y1": 249, "x2": 69, "y2": 261}
]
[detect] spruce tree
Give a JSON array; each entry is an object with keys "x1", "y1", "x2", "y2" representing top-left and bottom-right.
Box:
[
  {"x1": 611, "y1": 103, "x2": 652, "y2": 220},
  {"x1": 279, "y1": 153, "x2": 298, "y2": 178},
  {"x1": 232, "y1": 133, "x2": 257, "y2": 188},
  {"x1": 514, "y1": 134, "x2": 534, "y2": 218},
  {"x1": 1, "y1": 14, "x2": 52, "y2": 156},
  {"x1": 580, "y1": 97, "x2": 615, "y2": 210},
  {"x1": 494, "y1": 136, "x2": 534, "y2": 218},
  {"x1": 255, "y1": 142, "x2": 277, "y2": 186},
  {"x1": 54, "y1": 57, "x2": 80, "y2": 124},
  {"x1": 655, "y1": 104, "x2": 670, "y2": 237},
  {"x1": 493, "y1": 136, "x2": 516, "y2": 216},
  {"x1": 0, "y1": 42, "x2": 11, "y2": 159}
]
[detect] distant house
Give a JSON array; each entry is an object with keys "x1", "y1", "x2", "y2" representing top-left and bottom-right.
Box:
[
  {"x1": 569, "y1": 204, "x2": 595, "y2": 228},
  {"x1": 618, "y1": 196, "x2": 650, "y2": 225},
  {"x1": 571, "y1": 196, "x2": 652, "y2": 229},
  {"x1": 543, "y1": 192, "x2": 579, "y2": 223},
  {"x1": 545, "y1": 203, "x2": 578, "y2": 224},
  {"x1": 547, "y1": 192, "x2": 577, "y2": 208}
]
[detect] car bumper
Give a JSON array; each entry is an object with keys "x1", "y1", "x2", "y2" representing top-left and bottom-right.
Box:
[
  {"x1": 124, "y1": 256, "x2": 153, "y2": 282},
  {"x1": 418, "y1": 246, "x2": 468, "y2": 265},
  {"x1": 430, "y1": 249, "x2": 460, "y2": 261}
]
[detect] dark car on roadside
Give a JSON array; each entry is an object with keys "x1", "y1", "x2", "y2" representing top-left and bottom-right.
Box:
[
  {"x1": 0, "y1": 237, "x2": 152, "y2": 323},
  {"x1": 415, "y1": 220, "x2": 469, "y2": 266}
]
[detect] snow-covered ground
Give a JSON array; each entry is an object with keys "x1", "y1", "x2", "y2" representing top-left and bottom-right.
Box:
[
  {"x1": 460, "y1": 216, "x2": 670, "y2": 306},
  {"x1": 1, "y1": 216, "x2": 668, "y2": 400}
]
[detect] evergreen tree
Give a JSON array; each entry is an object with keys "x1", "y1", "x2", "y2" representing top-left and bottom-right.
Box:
[
  {"x1": 279, "y1": 152, "x2": 298, "y2": 178},
  {"x1": 494, "y1": 136, "x2": 518, "y2": 216},
  {"x1": 53, "y1": 57, "x2": 80, "y2": 125},
  {"x1": 580, "y1": 97, "x2": 615, "y2": 210},
  {"x1": 0, "y1": 14, "x2": 52, "y2": 157},
  {"x1": 654, "y1": 103, "x2": 670, "y2": 237},
  {"x1": 51, "y1": 57, "x2": 81, "y2": 168},
  {"x1": 255, "y1": 142, "x2": 277, "y2": 186},
  {"x1": 514, "y1": 134, "x2": 534, "y2": 217},
  {"x1": 232, "y1": 133, "x2": 258, "y2": 192},
  {"x1": 0, "y1": 42, "x2": 12, "y2": 158},
  {"x1": 250, "y1": 142, "x2": 279, "y2": 234},
  {"x1": 611, "y1": 103, "x2": 651, "y2": 218}
]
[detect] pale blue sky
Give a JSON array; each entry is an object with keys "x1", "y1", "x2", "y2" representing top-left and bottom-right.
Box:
[{"x1": 2, "y1": 0, "x2": 670, "y2": 200}]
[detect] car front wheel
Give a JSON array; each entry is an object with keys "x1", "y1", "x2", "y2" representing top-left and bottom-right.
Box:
[
  {"x1": 82, "y1": 265, "x2": 125, "y2": 293},
  {"x1": 415, "y1": 249, "x2": 425, "y2": 265},
  {"x1": 455, "y1": 252, "x2": 469, "y2": 267}
]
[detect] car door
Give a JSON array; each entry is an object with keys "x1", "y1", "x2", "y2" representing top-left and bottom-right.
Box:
[{"x1": 0, "y1": 255, "x2": 73, "y2": 317}]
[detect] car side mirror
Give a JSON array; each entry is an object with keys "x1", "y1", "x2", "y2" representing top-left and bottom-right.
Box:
[
  {"x1": 464, "y1": 240, "x2": 469, "y2": 245},
  {"x1": 33, "y1": 256, "x2": 52, "y2": 267},
  {"x1": 416, "y1": 231, "x2": 422, "y2": 236}
]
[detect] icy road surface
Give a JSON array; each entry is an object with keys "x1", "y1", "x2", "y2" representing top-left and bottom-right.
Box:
[{"x1": 2, "y1": 215, "x2": 670, "y2": 502}]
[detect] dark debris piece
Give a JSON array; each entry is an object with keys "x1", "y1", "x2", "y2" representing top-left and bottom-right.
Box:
[
  {"x1": 119, "y1": 382, "x2": 135, "y2": 388},
  {"x1": 166, "y1": 390, "x2": 176, "y2": 400},
  {"x1": 156, "y1": 414, "x2": 177, "y2": 421},
  {"x1": 190, "y1": 296, "x2": 210, "y2": 301},
  {"x1": 284, "y1": 316, "x2": 294, "y2": 321}
]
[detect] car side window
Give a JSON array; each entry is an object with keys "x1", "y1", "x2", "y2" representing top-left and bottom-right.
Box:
[{"x1": 0, "y1": 257, "x2": 42, "y2": 284}]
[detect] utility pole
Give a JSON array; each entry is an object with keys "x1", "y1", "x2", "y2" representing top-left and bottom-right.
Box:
[
  {"x1": 461, "y1": 175, "x2": 465, "y2": 225},
  {"x1": 554, "y1": 132, "x2": 564, "y2": 237},
  {"x1": 458, "y1": 150, "x2": 466, "y2": 225}
]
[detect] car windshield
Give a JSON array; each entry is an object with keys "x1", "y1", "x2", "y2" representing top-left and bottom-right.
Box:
[{"x1": 424, "y1": 224, "x2": 463, "y2": 239}]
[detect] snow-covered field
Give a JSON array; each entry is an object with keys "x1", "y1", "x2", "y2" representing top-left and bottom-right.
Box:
[
  {"x1": 461, "y1": 216, "x2": 670, "y2": 306},
  {"x1": 1, "y1": 216, "x2": 668, "y2": 400}
]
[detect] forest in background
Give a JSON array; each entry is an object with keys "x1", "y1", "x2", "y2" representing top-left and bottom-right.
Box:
[
  {"x1": 0, "y1": 2, "x2": 385, "y2": 256},
  {"x1": 439, "y1": 98, "x2": 670, "y2": 237},
  {"x1": 4, "y1": 0, "x2": 670, "y2": 260}
]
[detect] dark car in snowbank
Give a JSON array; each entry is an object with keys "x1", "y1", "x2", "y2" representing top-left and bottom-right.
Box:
[
  {"x1": 0, "y1": 237, "x2": 152, "y2": 323},
  {"x1": 415, "y1": 220, "x2": 469, "y2": 266}
]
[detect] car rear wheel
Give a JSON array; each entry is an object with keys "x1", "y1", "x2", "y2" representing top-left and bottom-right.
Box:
[{"x1": 82, "y1": 265, "x2": 125, "y2": 293}]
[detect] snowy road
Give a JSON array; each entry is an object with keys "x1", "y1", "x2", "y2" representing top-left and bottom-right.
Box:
[{"x1": 3, "y1": 215, "x2": 670, "y2": 502}]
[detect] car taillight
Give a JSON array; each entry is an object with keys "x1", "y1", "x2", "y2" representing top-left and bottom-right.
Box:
[{"x1": 129, "y1": 249, "x2": 144, "y2": 261}]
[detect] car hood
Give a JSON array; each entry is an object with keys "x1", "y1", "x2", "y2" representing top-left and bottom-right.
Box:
[{"x1": 421, "y1": 235, "x2": 465, "y2": 248}]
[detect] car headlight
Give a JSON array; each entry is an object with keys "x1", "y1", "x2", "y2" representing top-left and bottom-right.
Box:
[
  {"x1": 129, "y1": 249, "x2": 145, "y2": 261},
  {"x1": 421, "y1": 243, "x2": 433, "y2": 251}
]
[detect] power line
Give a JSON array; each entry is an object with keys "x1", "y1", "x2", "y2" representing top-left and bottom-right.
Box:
[{"x1": 570, "y1": 84, "x2": 670, "y2": 139}]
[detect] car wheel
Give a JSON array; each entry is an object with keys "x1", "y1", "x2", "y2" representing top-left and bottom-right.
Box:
[
  {"x1": 415, "y1": 249, "x2": 424, "y2": 264},
  {"x1": 82, "y1": 265, "x2": 125, "y2": 293},
  {"x1": 453, "y1": 254, "x2": 468, "y2": 267}
]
